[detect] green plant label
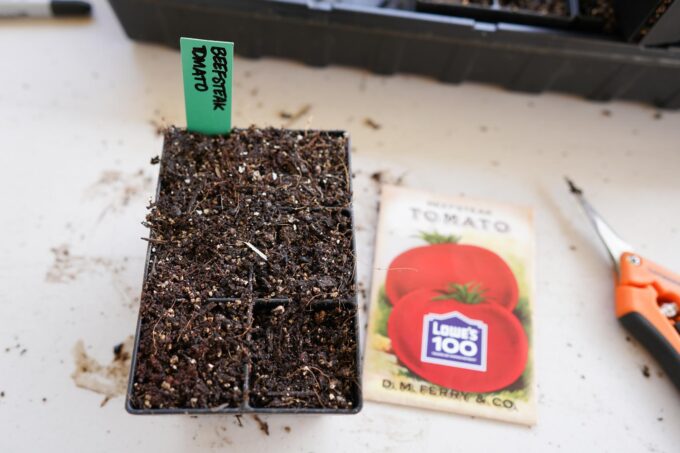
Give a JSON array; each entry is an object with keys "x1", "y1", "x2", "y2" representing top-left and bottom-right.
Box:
[{"x1": 180, "y1": 37, "x2": 234, "y2": 135}]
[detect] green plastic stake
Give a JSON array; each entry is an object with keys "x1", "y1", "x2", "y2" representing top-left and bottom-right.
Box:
[{"x1": 180, "y1": 37, "x2": 234, "y2": 135}]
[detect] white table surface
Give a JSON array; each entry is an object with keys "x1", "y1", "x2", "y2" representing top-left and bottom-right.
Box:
[{"x1": 0, "y1": 1, "x2": 678, "y2": 452}]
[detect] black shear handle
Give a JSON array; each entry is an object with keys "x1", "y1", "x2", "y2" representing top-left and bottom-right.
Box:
[{"x1": 620, "y1": 312, "x2": 680, "y2": 391}]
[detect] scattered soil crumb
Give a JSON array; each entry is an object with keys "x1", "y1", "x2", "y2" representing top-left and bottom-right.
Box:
[
  {"x1": 358, "y1": 282, "x2": 367, "y2": 300},
  {"x1": 45, "y1": 244, "x2": 114, "y2": 283},
  {"x1": 20, "y1": 349, "x2": 27, "y2": 356},
  {"x1": 215, "y1": 426, "x2": 232, "y2": 446},
  {"x1": 653, "y1": 111, "x2": 662, "y2": 120},
  {"x1": 278, "y1": 104, "x2": 312, "y2": 126},
  {"x1": 45, "y1": 245, "x2": 136, "y2": 308},
  {"x1": 569, "y1": 245, "x2": 577, "y2": 251},
  {"x1": 42, "y1": 397, "x2": 47, "y2": 403},
  {"x1": 657, "y1": 417, "x2": 663, "y2": 422},
  {"x1": 284, "y1": 426, "x2": 291, "y2": 433},
  {"x1": 71, "y1": 336, "x2": 133, "y2": 407},
  {"x1": 479, "y1": 125, "x2": 488, "y2": 133},
  {"x1": 641, "y1": 365, "x2": 651, "y2": 378},
  {"x1": 46, "y1": 244, "x2": 87, "y2": 282},
  {"x1": 113, "y1": 342, "x2": 126, "y2": 359},
  {"x1": 1, "y1": 391, "x2": 4, "y2": 397},
  {"x1": 86, "y1": 169, "x2": 154, "y2": 218},
  {"x1": 363, "y1": 117, "x2": 381, "y2": 130},
  {"x1": 252, "y1": 415, "x2": 269, "y2": 436},
  {"x1": 149, "y1": 118, "x2": 167, "y2": 136},
  {"x1": 370, "y1": 170, "x2": 404, "y2": 186},
  {"x1": 625, "y1": 336, "x2": 631, "y2": 342},
  {"x1": 601, "y1": 109, "x2": 612, "y2": 117},
  {"x1": 150, "y1": 155, "x2": 160, "y2": 165}
]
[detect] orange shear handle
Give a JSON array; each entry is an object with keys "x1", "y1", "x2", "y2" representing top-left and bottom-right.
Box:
[{"x1": 616, "y1": 253, "x2": 680, "y2": 390}]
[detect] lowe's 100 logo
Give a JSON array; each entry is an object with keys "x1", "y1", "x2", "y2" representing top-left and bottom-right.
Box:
[{"x1": 421, "y1": 311, "x2": 488, "y2": 371}]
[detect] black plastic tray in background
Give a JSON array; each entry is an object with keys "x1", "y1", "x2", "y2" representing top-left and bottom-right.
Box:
[
  {"x1": 615, "y1": 0, "x2": 680, "y2": 45},
  {"x1": 416, "y1": 0, "x2": 603, "y2": 32},
  {"x1": 125, "y1": 129, "x2": 362, "y2": 415},
  {"x1": 108, "y1": 0, "x2": 680, "y2": 109}
]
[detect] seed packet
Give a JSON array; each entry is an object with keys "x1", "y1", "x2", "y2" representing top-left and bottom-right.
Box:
[{"x1": 363, "y1": 185, "x2": 536, "y2": 425}]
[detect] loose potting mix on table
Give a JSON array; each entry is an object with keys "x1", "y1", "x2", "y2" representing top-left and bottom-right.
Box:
[
  {"x1": 363, "y1": 185, "x2": 536, "y2": 425},
  {"x1": 127, "y1": 127, "x2": 360, "y2": 412}
]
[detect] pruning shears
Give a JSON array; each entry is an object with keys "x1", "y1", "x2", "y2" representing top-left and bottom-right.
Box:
[{"x1": 567, "y1": 179, "x2": 680, "y2": 391}]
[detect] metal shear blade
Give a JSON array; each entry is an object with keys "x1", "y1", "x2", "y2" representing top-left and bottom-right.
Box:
[{"x1": 566, "y1": 178, "x2": 634, "y2": 275}]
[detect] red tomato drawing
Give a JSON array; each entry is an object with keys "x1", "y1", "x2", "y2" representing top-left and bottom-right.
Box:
[
  {"x1": 388, "y1": 285, "x2": 528, "y2": 393},
  {"x1": 385, "y1": 234, "x2": 519, "y2": 310}
]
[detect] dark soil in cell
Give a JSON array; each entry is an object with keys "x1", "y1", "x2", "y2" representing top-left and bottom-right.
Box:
[
  {"x1": 128, "y1": 127, "x2": 359, "y2": 412},
  {"x1": 447, "y1": 0, "x2": 492, "y2": 5},
  {"x1": 252, "y1": 414, "x2": 269, "y2": 435},
  {"x1": 131, "y1": 298, "x2": 249, "y2": 409},
  {"x1": 499, "y1": 0, "x2": 569, "y2": 16},
  {"x1": 417, "y1": 0, "x2": 492, "y2": 8},
  {"x1": 250, "y1": 207, "x2": 355, "y2": 300},
  {"x1": 579, "y1": 0, "x2": 616, "y2": 32},
  {"x1": 249, "y1": 302, "x2": 358, "y2": 409}
]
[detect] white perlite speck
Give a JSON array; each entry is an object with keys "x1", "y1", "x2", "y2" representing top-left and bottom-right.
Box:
[{"x1": 244, "y1": 241, "x2": 268, "y2": 261}]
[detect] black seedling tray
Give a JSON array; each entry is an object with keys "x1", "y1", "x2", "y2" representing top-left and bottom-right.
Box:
[
  {"x1": 416, "y1": 0, "x2": 603, "y2": 32},
  {"x1": 108, "y1": 0, "x2": 680, "y2": 109},
  {"x1": 614, "y1": 0, "x2": 680, "y2": 45},
  {"x1": 126, "y1": 128, "x2": 362, "y2": 415}
]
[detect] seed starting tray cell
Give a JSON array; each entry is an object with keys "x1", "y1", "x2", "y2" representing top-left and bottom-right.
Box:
[
  {"x1": 416, "y1": 0, "x2": 604, "y2": 31},
  {"x1": 126, "y1": 128, "x2": 362, "y2": 414}
]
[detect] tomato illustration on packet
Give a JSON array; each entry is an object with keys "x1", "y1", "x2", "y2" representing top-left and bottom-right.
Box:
[
  {"x1": 385, "y1": 232, "x2": 528, "y2": 393},
  {"x1": 363, "y1": 185, "x2": 536, "y2": 425},
  {"x1": 385, "y1": 232, "x2": 519, "y2": 310},
  {"x1": 388, "y1": 283, "x2": 528, "y2": 393}
]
